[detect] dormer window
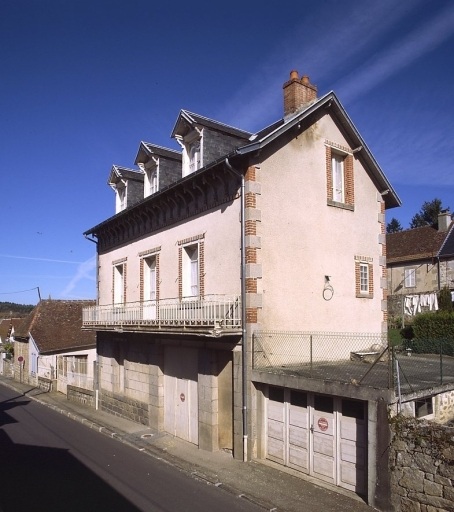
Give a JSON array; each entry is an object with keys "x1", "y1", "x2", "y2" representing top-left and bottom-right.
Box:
[
  {"x1": 144, "y1": 163, "x2": 159, "y2": 197},
  {"x1": 116, "y1": 183, "x2": 126, "y2": 213},
  {"x1": 181, "y1": 129, "x2": 203, "y2": 177}
]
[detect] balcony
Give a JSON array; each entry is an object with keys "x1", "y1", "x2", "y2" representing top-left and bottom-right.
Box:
[{"x1": 82, "y1": 295, "x2": 241, "y2": 337}]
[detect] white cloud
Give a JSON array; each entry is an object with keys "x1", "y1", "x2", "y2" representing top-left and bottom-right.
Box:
[
  {"x1": 60, "y1": 256, "x2": 96, "y2": 298},
  {"x1": 336, "y1": 3, "x2": 454, "y2": 103}
]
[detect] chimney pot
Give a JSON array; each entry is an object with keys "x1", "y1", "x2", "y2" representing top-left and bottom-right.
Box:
[{"x1": 283, "y1": 70, "x2": 317, "y2": 117}]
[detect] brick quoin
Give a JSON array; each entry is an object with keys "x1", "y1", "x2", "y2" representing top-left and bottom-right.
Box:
[
  {"x1": 245, "y1": 192, "x2": 256, "y2": 209},
  {"x1": 246, "y1": 308, "x2": 258, "y2": 323},
  {"x1": 246, "y1": 247, "x2": 257, "y2": 264},
  {"x1": 246, "y1": 278, "x2": 257, "y2": 294},
  {"x1": 245, "y1": 166, "x2": 256, "y2": 182},
  {"x1": 245, "y1": 220, "x2": 256, "y2": 236}
]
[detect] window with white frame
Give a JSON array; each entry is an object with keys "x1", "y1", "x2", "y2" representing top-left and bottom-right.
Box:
[
  {"x1": 143, "y1": 256, "x2": 157, "y2": 302},
  {"x1": 332, "y1": 152, "x2": 345, "y2": 203},
  {"x1": 113, "y1": 263, "x2": 125, "y2": 304},
  {"x1": 404, "y1": 268, "x2": 416, "y2": 288},
  {"x1": 145, "y1": 165, "x2": 159, "y2": 197},
  {"x1": 115, "y1": 184, "x2": 126, "y2": 213},
  {"x1": 326, "y1": 142, "x2": 354, "y2": 208},
  {"x1": 182, "y1": 130, "x2": 203, "y2": 177},
  {"x1": 183, "y1": 244, "x2": 199, "y2": 297},
  {"x1": 360, "y1": 263, "x2": 369, "y2": 294},
  {"x1": 355, "y1": 256, "x2": 373, "y2": 298}
]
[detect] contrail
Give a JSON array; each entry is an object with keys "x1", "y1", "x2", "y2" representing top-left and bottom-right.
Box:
[{"x1": 0, "y1": 253, "x2": 84, "y2": 264}]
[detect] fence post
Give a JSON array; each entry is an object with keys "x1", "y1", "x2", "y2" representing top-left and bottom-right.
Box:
[
  {"x1": 310, "y1": 335, "x2": 313, "y2": 377},
  {"x1": 388, "y1": 346, "x2": 394, "y2": 390},
  {"x1": 440, "y1": 339, "x2": 443, "y2": 386}
]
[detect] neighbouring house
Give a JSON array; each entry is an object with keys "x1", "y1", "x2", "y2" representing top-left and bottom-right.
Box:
[
  {"x1": 0, "y1": 318, "x2": 22, "y2": 376},
  {"x1": 387, "y1": 210, "x2": 454, "y2": 320},
  {"x1": 83, "y1": 70, "x2": 406, "y2": 509},
  {"x1": 13, "y1": 300, "x2": 96, "y2": 394},
  {"x1": 0, "y1": 318, "x2": 21, "y2": 344}
]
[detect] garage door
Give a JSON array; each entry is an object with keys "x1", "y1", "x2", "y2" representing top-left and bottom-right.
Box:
[
  {"x1": 267, "y1": 387, "x2": 366, "y2": 494},
  {"x1": 164, "y1": 346, "x2": 198, "y2": 445}
]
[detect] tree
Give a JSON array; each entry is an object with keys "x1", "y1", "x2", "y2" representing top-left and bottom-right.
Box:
[
  {"x1": 387, "y1": 217, "x2": 403, "y2": 233},
  {"x1": 410, "y1": 198, "x2": 448, "y2": 229}
]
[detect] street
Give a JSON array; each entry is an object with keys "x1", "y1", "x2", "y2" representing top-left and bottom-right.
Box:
[{"x1": 0, "y1": 384, "x2": 262, "y2": 512}]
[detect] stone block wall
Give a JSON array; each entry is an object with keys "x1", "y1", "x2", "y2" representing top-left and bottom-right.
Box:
[
  {"x1": 390, "y1": 416, "x2": 454, "y2": 511},
  {"x1": 100, "y1": 389, "x2": 149, "y2": 425},
  {"x1": 68, "y1": 385, "x2": 95, "y2": 408}
]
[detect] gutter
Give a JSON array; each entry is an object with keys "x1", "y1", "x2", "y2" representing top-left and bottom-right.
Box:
[{"x1": 224, "y1": 157, "x2": 248, "y2": 462}]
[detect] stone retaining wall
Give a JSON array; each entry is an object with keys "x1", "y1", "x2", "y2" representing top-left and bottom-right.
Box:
[
  {"x1": 67, "y1": 385, "x2": 95, "y2": 408},
  {"x1": 390, "y1": 416, "x2": 454, "y2": 511},
  {"x1": 100, "y1": 389, "x2": 149, "y2": 425}
]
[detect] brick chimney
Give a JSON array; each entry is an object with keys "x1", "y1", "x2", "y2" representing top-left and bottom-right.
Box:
[
  {"x1": 283, "y1": 70, "x2": 317, "y2": 117},
  {"x1": 438, "y1": 209, "x2": 452, "y2": 231}
]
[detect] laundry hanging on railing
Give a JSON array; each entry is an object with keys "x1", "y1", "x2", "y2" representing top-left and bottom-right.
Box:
[{"x1": 404, "y1": 292, "x2": 438, "y2": 316}]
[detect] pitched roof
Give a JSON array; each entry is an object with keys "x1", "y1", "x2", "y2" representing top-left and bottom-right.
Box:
[
  {"x1": 171, "y1": 110, "x2": 252, "y2": 140},
  {"x1": 108, "y1": 165, "x2": 144, "y2": 186},
  {"x1": 386, "y1": 224, "x2": 454, "y2": 264},
  {"x1": 134, "y1": 142, "x2": 181, "y2": 166},
  {"x1": 85, "y1": 89, "x2": 401, "y2": 237},
  {"x1": 236, "y1": 91, "x2": 400, "y2": 210},
  {"x1": 14, "y1": 300, "x2": 96, "y2": 353}
]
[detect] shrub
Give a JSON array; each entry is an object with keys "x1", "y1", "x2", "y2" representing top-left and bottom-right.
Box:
[
  {"x1": 409, "y1": 311, "x2": 454, "y2": 355},
  {"x1": 438, "y1": 286, "x2": 453, "y2": 312}
]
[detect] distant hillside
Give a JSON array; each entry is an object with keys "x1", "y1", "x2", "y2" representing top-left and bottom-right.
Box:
[{"x1": 0, "y1": 302, "x2": 34, "y2": 318}]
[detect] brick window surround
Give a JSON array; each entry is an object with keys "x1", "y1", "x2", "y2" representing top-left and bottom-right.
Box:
[{"x1": 326, "y1": 142, "x2": 354, "y2": 209}]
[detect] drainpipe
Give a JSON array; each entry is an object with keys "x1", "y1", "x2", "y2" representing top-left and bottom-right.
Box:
[
  {"x1": 84, "y1": 233, "x2": 100, "y2": 410},
  {"x1": 225, "y1": 157, "x2": 248, "y2": 462}
]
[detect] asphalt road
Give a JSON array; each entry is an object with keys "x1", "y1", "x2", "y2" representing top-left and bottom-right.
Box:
[{"x1": 0, "y1": 385, "x2": 262, "y2": 512}]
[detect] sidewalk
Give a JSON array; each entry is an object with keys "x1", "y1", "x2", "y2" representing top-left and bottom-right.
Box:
[{"x1": 0, "y1": 375, "x2": 375, "y2": 512}]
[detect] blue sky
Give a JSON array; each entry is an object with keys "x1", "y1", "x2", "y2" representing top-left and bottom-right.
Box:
[{"x1": 1, "y1": 0, "x2": 454, "y2": 305}]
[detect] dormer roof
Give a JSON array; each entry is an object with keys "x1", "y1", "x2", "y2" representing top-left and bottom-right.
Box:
[
  {"x1": 108, "y1": 165, "x2": 144, "y2": 186},
  {"x1": 134, "y1": 142, "x2": 181, "y2": 166},
  {"x1": 171, "y1": 109, "x2": 252, "y2": 141}
]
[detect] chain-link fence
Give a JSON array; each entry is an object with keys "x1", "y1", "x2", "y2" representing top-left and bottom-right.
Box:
[{"x1": 253, "y1": 331, "x2": 454, "y2": 392}]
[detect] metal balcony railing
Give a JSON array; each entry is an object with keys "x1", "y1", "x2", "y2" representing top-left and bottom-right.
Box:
[{"x1": 82, "y1": 295, "x2": 241, "y2": 333}]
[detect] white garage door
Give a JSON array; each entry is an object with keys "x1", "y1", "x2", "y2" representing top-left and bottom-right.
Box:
[
  {"x1": 267, "y1": 387, "x2": 366, "y2": 494},
  {"x1": 164, "y1": 346, "x2": 198, "y2": 445}
]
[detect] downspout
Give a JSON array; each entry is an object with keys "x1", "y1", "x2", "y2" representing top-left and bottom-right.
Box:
[
  {"x1": 225, "y1": 157, "x2": 248, "y2": 462},
  {"x1": 84, "y1": 233, "x2": 100, "y2": 410}
]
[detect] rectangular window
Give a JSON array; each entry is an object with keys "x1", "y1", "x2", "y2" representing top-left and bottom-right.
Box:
[
  {"x1": 332, "y1": 153, "x2": 345, "y2": 203},
  {"x1": 183, "y1": 244, "x2": 199, "y2": 297},
  {"x1": 113, "y1": 264, "x2": 125, "y2": 304},
  {"x1": 144, "y1": 256, "x2": 157, "y2": 301},
  {"x1": 355, "y1": 257, "x2": 373, "y2": 298},
  {"x1": 404, "y1": 268, "x2": 416, "y2": 288},
  {"x1": 360, "y1": 263, "x2": 369, "y2": 293},
  {"x1": 326, "y1": 143, "x2": 354, "y2": 208}
]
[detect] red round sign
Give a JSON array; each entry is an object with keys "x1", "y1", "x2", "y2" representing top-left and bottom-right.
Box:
[
  {"x1": 17, "y1": 356, "x2": 24, "y2": 362},
  {"x1": 318, "y1": 417, "x2": 329, "y2": 432}
]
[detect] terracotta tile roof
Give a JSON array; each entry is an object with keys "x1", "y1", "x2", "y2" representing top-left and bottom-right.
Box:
[
  {"x1": 14, "y1": 300, "x2": 96, "y2": 353},
  {"x1": 386, "y1": 226, "x2": 449, "y2": 264}
]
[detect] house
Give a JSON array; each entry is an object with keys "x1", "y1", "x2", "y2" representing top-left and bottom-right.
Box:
[
  {"x1": 83, "y1": 71, "x2": 402, "y2": 508},
  {"x1": 0, "y1": 317, "x2": 21, "y2": 344},
  {"x1": 387, "y1": 210, "x2": 454, "y2": 320},
  {"x1": 13, "y1": 300, "x2": 96, "y2": 394},
  {"x1": 0, "y1": 317, "x2": 21, "y2": 376}
]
